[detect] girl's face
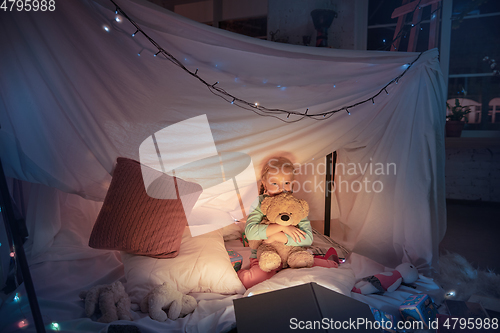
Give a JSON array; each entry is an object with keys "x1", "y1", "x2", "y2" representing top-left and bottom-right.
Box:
[{"x1": 263, "y1": 170, "x2": 294, "y2": 196}]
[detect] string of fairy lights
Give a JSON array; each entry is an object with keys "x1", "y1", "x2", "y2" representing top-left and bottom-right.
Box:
[
  {"x1": 107, "y1": 0, "x2": 427, "y2": 123},
  {"x1": 2, "y1": 239, "x2": 60, "y2": 331}
]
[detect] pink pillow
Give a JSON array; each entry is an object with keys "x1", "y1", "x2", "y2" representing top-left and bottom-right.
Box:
[{"x1": 89, "y1": 157, "x2": 202, "y2": 258}]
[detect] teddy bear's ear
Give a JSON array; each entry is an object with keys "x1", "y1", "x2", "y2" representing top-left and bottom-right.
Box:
[
  {"x1": 298, "y1": 199, "x2": 309, "y2": 217},
  {"x1": 260, "y1": 196, "x2": 272, "y2": 215}
]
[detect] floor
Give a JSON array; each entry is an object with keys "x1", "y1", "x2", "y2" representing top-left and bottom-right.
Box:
[{"x1": 439, "y1": 199, "x2": 500, "y2": 274}]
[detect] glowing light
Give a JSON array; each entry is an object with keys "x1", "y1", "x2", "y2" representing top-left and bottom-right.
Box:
[
  {"x1": 14, "y1": 293, "x2": 20, "y2": 302},
  {"x1": 383, "y1": 39, "x2": 386, "y2": 43},
  {"x1": 333, "y1": 85, "x2": 336, "y2": 88},
  {"x1": 10, "y1": 252, "x2": 15, "y2": 257},
  {"x1": 132, "y1": 30, "x2": 138, "y2": 37},
  {"x1": 115, "y1": 15, "x2": 122, "y2": 22},
  {"x1": 18, "y1": 320, "x2": 28, "y2": 328},
  {"x1": 446, "y1": 291, "x2": 456, "y2": 297},
  {"x1": 51, "y1": 322, "x2": 60, "y2": 331},
  {"x1": 103, "y1": 25, "x2": 110, "y2": 32},
  {"x1": 340, "y1": 258, "x2": 346, "y2": 263},
  {"x1": 254, "y1": 103, "x2": 259, "y2": 106}
]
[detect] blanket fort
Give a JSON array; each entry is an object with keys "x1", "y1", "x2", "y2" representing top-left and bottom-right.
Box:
[{"x1": 0, "y1": 0, "x2": 446, "y2": 273}]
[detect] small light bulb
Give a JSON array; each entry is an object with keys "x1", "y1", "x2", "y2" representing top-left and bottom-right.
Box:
[
  {"x1": 14, "y1": 293, "x2": 20, "y2": 302},
  {"x1": 254, "y1": 102, "x2": 258, "y2": 106},
  {"x1": 10, "y1": 252, "x2": 15, "y2": 257},
  {"x1": 103, "y1": 25, "x2": 110, "y2": 32},
  {"x1": 115, "y1": 15, "x2": 122, "y2": 22},
  {"x1": 446, "y1": 291, "x2": 455, "y2": 297},
  {"x1": 51, "y1": 322, "x2": 60, "y2": 331},
  {"x1": 18, "y1": 320, "x2": 29, "y2": 328}
]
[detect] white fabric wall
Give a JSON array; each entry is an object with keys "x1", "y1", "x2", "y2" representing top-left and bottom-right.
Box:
[{"x1": 0, "y1": 0, "x2": 446, "y2": 274}]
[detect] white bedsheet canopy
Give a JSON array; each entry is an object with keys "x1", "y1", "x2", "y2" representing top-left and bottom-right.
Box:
[{"x1": 0, "y1": 0, "x2": 446, "y2": 274}]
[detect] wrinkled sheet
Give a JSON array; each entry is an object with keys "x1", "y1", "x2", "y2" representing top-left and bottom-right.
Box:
[
  {"x1": 0, "y1": 0, "x2": 446, "y2": 273},
  {"x1": 0, "y1": 235, "x2": 443, "y2": 333}
]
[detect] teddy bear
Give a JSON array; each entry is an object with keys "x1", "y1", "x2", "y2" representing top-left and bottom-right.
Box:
[
  {"x1": 248, "y1": 192, "x2": 314, "y2": 272},
  {"x1": 351, "y1": 262, "x2": 419, "y2": 294},
  {"x1": 140, "y1": 282, "x2": 197, "y2": 321},
  {"x1": 79, "y1": 280, "x2": 132, "y2": 323}
]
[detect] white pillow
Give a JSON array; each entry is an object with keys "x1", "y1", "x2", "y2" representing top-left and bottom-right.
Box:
[{"x1": 122, "y1": 227, "x2": 246, "y2": 305}]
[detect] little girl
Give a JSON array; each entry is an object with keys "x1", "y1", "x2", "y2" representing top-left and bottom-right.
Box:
[{"x1": 237, "y1": 156, "x2": 314, "y2": 289}]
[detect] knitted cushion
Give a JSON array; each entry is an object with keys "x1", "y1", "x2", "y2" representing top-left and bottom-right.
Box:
[{"x1": 89, "y1": 157, "x2": 202, "y2": 258}]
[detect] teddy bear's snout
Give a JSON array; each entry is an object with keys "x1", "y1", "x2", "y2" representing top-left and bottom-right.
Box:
[{"x1": 274, "y1": 213, "x2": 293, "y2": 225}]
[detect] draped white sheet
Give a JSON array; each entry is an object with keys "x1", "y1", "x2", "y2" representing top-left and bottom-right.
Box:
[{"x1": 0, "y1": 0, "x2": 446, "y2": 273}]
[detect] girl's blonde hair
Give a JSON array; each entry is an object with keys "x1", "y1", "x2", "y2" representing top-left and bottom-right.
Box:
[{"x1": 259, "y1": 156, "x2": 295, "y2": 195}]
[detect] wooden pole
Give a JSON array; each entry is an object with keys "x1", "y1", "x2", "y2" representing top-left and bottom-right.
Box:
[
  {"x1": 0, "y1": 160, "x2": 46, "y2": 333},
  {"x1": 324, "y1": 152, "x2": 337, "y2": 237}
]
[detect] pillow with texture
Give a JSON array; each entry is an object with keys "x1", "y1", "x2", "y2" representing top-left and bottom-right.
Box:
[
  {"x1": 122, "y1": 227, "x2": 246, "y2": 304},
  {"x1": 88, "y1": 157, "x2": 202, "y2": 258}
]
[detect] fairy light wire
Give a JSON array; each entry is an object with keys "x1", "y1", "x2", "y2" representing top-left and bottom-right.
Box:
[{"x1": 109, "y1": 0, "x2": 423, "y2": 122}]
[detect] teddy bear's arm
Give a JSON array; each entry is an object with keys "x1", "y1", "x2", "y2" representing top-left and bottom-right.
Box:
[{"x1": 167, "y1": 299, "x2": 183, "y2": 320}]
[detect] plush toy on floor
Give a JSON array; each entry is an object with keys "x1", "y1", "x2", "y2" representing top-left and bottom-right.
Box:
[
  {"x1": 140, "y1": 282, "x2": 197, "y2": 321},
  {"x1": 351, "y1": 263, "x2": 419, "y2": 294},
  {"x1": 249, "y1": 192, "x2": 314, "y2": 272},
  {"x1": 79, "y1": 281, "x2": 132, "y2": 323}
]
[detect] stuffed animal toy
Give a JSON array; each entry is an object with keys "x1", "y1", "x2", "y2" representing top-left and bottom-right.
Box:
[
  {"x1": 351, "y1": 263, "x2": 419, "y2": 294},
  {"x1": 79, "y1": 281, "x2": 132, "y2": 323},
  {"x1": 249, "y1": 192, "x2": 314, "y2": 272},
  {"x1": 140, "y1": 282, "x2": 197, "y2": 321}
]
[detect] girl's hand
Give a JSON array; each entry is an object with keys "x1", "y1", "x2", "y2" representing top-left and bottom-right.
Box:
[{"x1": 281, "y1": 226, "x2": 306, "y2": 243}]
